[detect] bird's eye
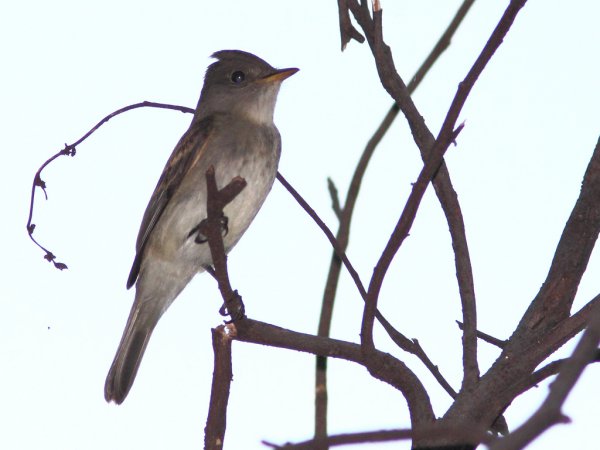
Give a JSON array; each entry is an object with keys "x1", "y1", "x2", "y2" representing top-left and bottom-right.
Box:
[{"x1": 231, "y1": 71, "x2": 245, "y2": 84}]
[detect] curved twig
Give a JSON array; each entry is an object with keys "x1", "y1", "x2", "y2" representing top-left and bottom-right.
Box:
[{"x1": 27, "y1": 101, "x2": 194, "y2": 269}]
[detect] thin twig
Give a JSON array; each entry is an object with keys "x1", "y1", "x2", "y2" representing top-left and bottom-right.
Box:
[
  {"x1": 407, "y1": 0, "x2": 476, "y2": 91},
  {"x1": 276, "y1": 172, "x2": 367, "y2": 300},
  {"x1": 262, "y1": 423, "x2": 492, "y2": 450},
  {"x1": 376, "y1": 313, "x2": 458, "y2": 399},
  {"x1": 351, "y1": 0, "x2": 528, "y2": 391},
  {"x1": 277, "y1": 172, "x2": 458, "y2": 401},
  {"x1": 346, "y1": 0, "x2": 482, "y2": 392},
  {"x1": 362, "y1": 123, "x2": 464, "y2": 353},
  {"x1": 315, "y1": 1, "x2": 476, "y2": 434},
  {"x1": 27, "y1": 101, "x2": 194, "y2": 269},
  {"x1": 412, "y1": 339, "x2": 458, "y2": 398},
  {"x1": 456, "y1": 321, "x2": 506, "y2": 348}
]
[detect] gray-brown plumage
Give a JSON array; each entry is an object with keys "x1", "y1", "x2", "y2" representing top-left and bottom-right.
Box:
[{"x1": 104, "y1": 50, "x2": 297, "y2": 404}]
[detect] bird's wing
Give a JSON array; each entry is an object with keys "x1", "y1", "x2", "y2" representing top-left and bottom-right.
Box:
[{"x1": 126, "y1": 116, "x2": 215, "y2": 289}]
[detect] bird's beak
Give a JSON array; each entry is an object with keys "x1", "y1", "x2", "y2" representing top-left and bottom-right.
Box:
[{"x1": 261, "y1": 67, "x2": 299, "y2": 83}]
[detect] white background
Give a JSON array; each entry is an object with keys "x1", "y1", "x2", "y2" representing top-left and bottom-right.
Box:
[{"x1": 1, "y1": 1, "x2": 598, "y2": 449}]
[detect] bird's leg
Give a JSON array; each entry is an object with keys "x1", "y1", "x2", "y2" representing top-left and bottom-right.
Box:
[
  {"x1": 203, "y1": 264, "x2": 217, "y2": 279},
  {"x1": 203, "y1": 265, "x2": 244, "y2": 321}
]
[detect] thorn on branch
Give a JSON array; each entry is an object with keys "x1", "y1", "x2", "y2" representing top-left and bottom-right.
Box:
[
  {"x1": 34, "y1": 173, "x2": 49, "y2": 201},
  {"x1": 43, "y1": 251, "x2": 68, "y2": 271},
  {"x1": 456, "y1": 320, "x2": 506, "y2": 348},
  {"x1": 452, "y1": 121, "x2": 466, "y2": 146},
  {"x1": 34, "y1": 173, "x2": 46, "y2": 189},
  {"x1": 61, "y1": 143, "x2": 77, "y2": 157},
  {"x1": 490, "y1": 414, "x2": 509, "y2": 437},
  {"x1": 53, "y1": 261, "x2": 68, "y2": 270},
  {"x1": 557, "y1": 414, "x2": 571, "y2": 424},
  {"x1": 327, "y1": 177, "x2": 342, "y2": 220}
]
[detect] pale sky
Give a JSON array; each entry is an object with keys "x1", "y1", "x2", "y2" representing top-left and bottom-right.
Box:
[{"x1": 1, "y1": 1, "x2": 599, "y2": 449}]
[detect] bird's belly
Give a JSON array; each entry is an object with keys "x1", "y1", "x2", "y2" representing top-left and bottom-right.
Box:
[{"x1": 150, "y1": 151, "x2": 277, "y2": 271}]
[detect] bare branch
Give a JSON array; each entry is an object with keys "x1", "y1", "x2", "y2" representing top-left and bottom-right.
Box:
[
  {"x1": 412, "y1": 339, "x2": 458, "y2": 399},
  {"x1": 204, "y1": 326, "x2": 234, "y2": 450},
  {"x1": 196, "y1": 166, "x2": 247, "y2": 320},
  {"x1": 362, "y1": 124, "x2": 464, "y2": 352},
  {"x1": 319, "y1": 0, "x2": 477, "y2": 349},
  {"x1": 315, "y1": 1, "x2": 476, "y2": 438},
  {"x1": 263, "y1": 423, "x2": 493, "y2": 449},
  {"x1": 346, "y1": 1, "x2": 483, "y2": 391},
  {"x1": 278, "y1": 173, "x2": 458, "y2": 401},
  {"x1": 489, "y1": 304, "x2": 600, "y2": 450},
  {"x1": 327, "y1": 177, "x2": 342, "y2": 220},
  {"x1": 352, "y1": 0, "x2": 529, "y2": 395},
  {"x1": 456, "y1": 321, "x2": 506, "y2": 349},
  {"x1": 407, "y1": 0, "x2": 476, "y2": 91},
  {"x1": 523, "y1": 293, "x2": 600, "y2": 367},
  {"x1": 520, "y1": 137, "x2": 600, "y2": 333},
  {"x1": 444, "y1": 141, "x2": 600, "y2": 437},
  {"x1": 264, "y1": 428, "x2": 413, "y2": 449},
  {"x1": 336, "y1": 0, "x2": 365, "y2": 50},
  {"x1": 233, "y1": 318, "x2": 436, "y2": 427},
  {"x1": 198, "y1": 165, "x2": 252, "y2": 448},
  {"x1": 276, "y1": 172, "x2": 367, "y2": 299},
  {"x1": 27, "y1": 101, "x2": 195, "y2": 270},
  {"x1": 376, "y1": 310, "x2": 458, "y2": 399}
]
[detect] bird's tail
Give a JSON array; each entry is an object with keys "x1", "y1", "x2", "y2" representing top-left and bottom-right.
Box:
[{"x1": 104, "y1": 302, "x2": 161, "y2": 404}]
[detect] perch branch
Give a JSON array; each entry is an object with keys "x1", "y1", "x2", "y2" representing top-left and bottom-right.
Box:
[
  {"x1": 198, "y1": 166, "x2": 247, "y2": 320},
  {"x1": 200, "y1": 166, "x2": 250, "y2": 449},
  {"x1": 204, "y1": 326, "x2": 234, "y2": 450}
]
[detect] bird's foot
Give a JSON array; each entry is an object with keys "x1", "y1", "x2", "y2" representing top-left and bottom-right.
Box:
[
  {"x1": 189, "y1": 214, "x2": 229, "y2": 244},
  {"x1": 219, "y1": 290, "x2": 245, "y2": 323}
]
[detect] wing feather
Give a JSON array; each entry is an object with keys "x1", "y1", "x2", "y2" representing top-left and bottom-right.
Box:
[{"x1": 126, "y1": 116, "x2": 215, "y2": 289}]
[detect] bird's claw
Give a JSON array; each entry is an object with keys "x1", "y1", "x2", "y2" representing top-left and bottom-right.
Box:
[
  {"x1": 189, "y1": 214, "x2": 229, "y2": 244},
  {"x1": 219, "y1": 290, "x2": 245, "y2": 323}
]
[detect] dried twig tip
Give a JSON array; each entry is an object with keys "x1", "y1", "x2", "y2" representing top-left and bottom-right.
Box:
[{"x1": 372, "y1": 0, "x2": 382, "y2": 12}]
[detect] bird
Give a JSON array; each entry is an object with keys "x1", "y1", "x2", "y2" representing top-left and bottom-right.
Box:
[{"x1": 104, "y1": 50, "x2": 298, "y2": 404}]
